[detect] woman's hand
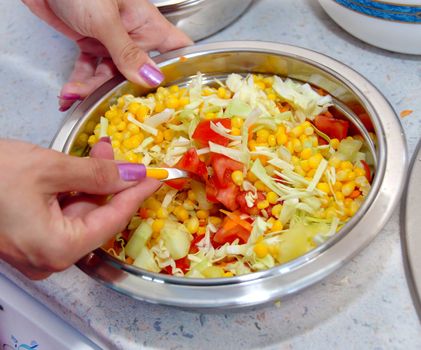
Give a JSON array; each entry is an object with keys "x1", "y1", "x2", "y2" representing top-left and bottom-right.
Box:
[
  {"x1": 22, "y1": 0, "x2": 193, "y2": 111},
  {"x1": 0, "y1": 138, "x2": 160, "y2": 279}
]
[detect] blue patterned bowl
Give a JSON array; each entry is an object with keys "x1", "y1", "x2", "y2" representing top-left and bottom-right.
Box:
[{"x1": 319, "y1": 0, "x2": 421, "y2": 54}]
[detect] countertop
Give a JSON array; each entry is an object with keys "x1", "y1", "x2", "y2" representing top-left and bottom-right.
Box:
[{"x1": 1, "y1": 0, "x2": 421, "y2": 349}]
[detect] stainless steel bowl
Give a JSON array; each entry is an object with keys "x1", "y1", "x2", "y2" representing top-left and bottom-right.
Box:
[
  {"x1": 151, "y1": 0, "x2": 253, "y2": 41},
  {"x1": 51, "y1": 41, "x2": 407, "y2": 309}
]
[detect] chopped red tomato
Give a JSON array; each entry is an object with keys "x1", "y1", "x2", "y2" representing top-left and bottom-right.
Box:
[
  {"x1": 210, "y1": 154, "x2": 243, "y2": 186},
  {"x1": 176, "y1": 148, "x2": 208, "y2": 179},
  {"x1": 166, "y1": 148, "x2": 207, "y2": 189},
  {"x1": 189, "y1": 234, "x2": 204, "y2": 254},
  {"x1": 139, "y1": 207, "x2": 149, "y2": 219},
  {"x1": 215, "y1": 183, "x2": 240, "y2": 211},
  {"x1": 166, "y1": 178, "x2": 189, "y2": 190},
  {"x1": 163, "y1": 256, "x2": 190, "y2": 274},
  {"x1": 236, "y1": 191, "x2": 265, "y2": 216},
  {"x1": 192, "y1": 118, "x2": 232, "y2": 146},
  {"x1": 314, "y1": 114, "x2": 349, "y2": 140},
  {"x1": 213, "y1": 217, "x2": 251, "y2": 245}
]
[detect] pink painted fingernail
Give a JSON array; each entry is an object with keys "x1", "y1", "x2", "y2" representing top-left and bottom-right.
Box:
[
  {"x1": 117, "y1": 163, "x2": 146, "y2": 181},
  {"x1": 59, "y1": 93, "x2": 82, "y2": 101},
  {"x1": 59, "y1": 105, "x2": 71, "y2": 112},
  {"x1": 139, "y1": 63, "x2": 163, "y2": 87},
  {"x1": 99, "y1": 136, "x2": 111, "y2": 144}
]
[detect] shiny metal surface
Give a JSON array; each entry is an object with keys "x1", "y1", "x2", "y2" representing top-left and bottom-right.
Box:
[
  {"x1": 51, "y1": 41, "x2": 407, "y2": 309},
  {"x1": 151, "y1": 0, "x2": 253, "y2": 41},
  {"x1": 402, "y1": 138, "x2": 421, "y2": 321}
]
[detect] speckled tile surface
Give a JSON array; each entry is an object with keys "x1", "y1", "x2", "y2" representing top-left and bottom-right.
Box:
[{"x1": 1, "y1": 0, "x2": 421, "y2": 349}]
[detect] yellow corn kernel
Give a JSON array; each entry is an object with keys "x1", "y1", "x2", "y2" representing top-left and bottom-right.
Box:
[
  {"x1": 224, "y1": 271, "x2": 234, "y2": 277},
  {"x1": 340, "y1": 161, "x2": 354, "y2": 170},
  {"x1": 248, "y1": 139, "x2": 257, "y2": 151},
  {"x1": 346, "y1": 171, "x2": 356, "y2": 181},
  {"x1": 307, "y1": 168, "x2": 316, "y2": 178},
  {"x1": 111, "y1": 139, "x2": 120, "y2": 149},
  {"x1": 88, "y1": 135, "x2": 97, "y2": 147},
  {"x1": 271, "y1": 204, "x2": 283, "y2": 218},
  {"x1": 187, "y1": 190, "x2": 196, "y2": 202},
  {"x1": 329, "y1": 157, "x2": 341, "y2": 169},
  {"x1": 316, "y1": 182, "x2": 330, "y2": 194},
  {"x1": 209, "y1": 216, "x2": 222, "y2": 226},
  {"x1": 127, "y1": 123, "x2": 140, "y2": 135},
  {"x1": 254, "y1": 180, "x2": 267, "y2": 192},
  {"x1": 334, "y1": 191, "x2": 345, "y2": 201},
  {"x1": 330, "y1": 138, "x2": 340, "y2": 150},
  {"x1": 231, "y1": 117, "x2": 243, "y2": 128},
  {"x1": 354, "y1": 167, "x2": 366, "y2": 177},
  {"x1": 127, "y1": 102, "x2": 141, "y2": 115},
  {"x1": 293, "y1": 138, "x2": 302, "y2": 153},
  {"x1": 300, "y1": 148, "x2": 312, "y2": 160},
  {"x1": 169, "y1": 85, "x2": 179, "y2": 94},
  {"x1": 178, "y1": 96, "x2": 189, "y2": 107},
  {"x1": 110, "y1": 116, "x2": 122, "y2": 126},
  {"x1": 300, "y1": 160, "x2": 310, "y2": 172},
  {"x1": 257, "y1": 200, "x2": 270, "y2": 210},
  {"x1": 299, "y1": 134, "x2": 308, "y2": 144},
  {"x1": 267, "y1": 92, "x2": 276, "y2": 101},
  {"x1": 197, "y1": 226, "x2": 206, "y2": 236},
  {"x1": 217, "y1": 87, "x2": 226, "y2": 99},
  {"x1": 270, "y1": 220, "x2": 282, "y2": 233},
  {"x1": 116, "y1": 121, "x2": 127, "y2": 132},
  {"x1": 291, "y1": 125, "x2": 304, "y2": 138},
  {"x1": 256, "y1": 129, "x2": 270, "y2": 143},
  {"x1": 295, "y1": 166, "x2": 306, "y2": 177},
  {"x1": 107, "y1": 125, "x2": 117, "y2": 136},
  {"x1": 163, "y1": 129, "x2": 174, "y2": 141},
  {"x1": 266, "y1": 191, "x2": 278, "y2": 205},
  {"x1": 186, "y1": 217, "x2": 200, "y2": 234},
  {"x1": 154, "y1": 130, "x2": 164, "y2": 144},
  {"x1": 152, "y1": 219, "x2": 165, "y2": 233},
  {"x1": 231, "y1": 127, "x2": 241, "y2": 136},
  {"x1": 156, "y1": 207, "x2": 168, "y2": 219},
  {"x1": 336, "y1": 169, "x2": 349, "y2": 182},
  {"x1": 267, "y1": 135, "x2": 277, "y2": 147},
  {"x1": 231, "y1": 170, "x2": 244, "y2": 186},
  {"x1": 154, "y1": 101, "x2": 165, "y2": 113},
  {"x1": 246, "y1": 171, "x2": 258, "y2": 182},
  {"x1": 304, "y1": 126, "x2": 314, "y2": 136},
  {"x1": 165, "y1": 97, "x2": 179, "y2": 109},
  {"x1": 276, "y1": 132, "x2": 288, "y2": 146},
  {"x1": 123, "y1": 135, "x2": 141, "y2": 149},
  {"x1": 255, "y1": 81, "x2": 266, "y2": 90},
  {"x1": 174, "y1": 206, "x2": 189, "y2": 222},
  {"x1": 145, "y1": 197, "x2": 161, "y2": 211},
  {"x1": 105, "y1": 109, "x2": 118, "y2": 120},
  {"x1": 342, "y1": 181, "x2": 356, "y2": 197},
  {"x1": 254, "y1": 242, "x2": 269, "y2": 258},
  {"x1": 325, "y1": 207, "x2": 337, "y2": 219},
  {"x1": 333, "y1": 181, "x2": 343, "y2": 191},
  {"x1": 183, "y1": 199, "x2": 195, "y2": 211},
  {"x1": 308, "y1": 153, "x2": 323, "y2": 168},
  {"x1": 196, "y1": 210, "x2": 209, "y2": 220}
]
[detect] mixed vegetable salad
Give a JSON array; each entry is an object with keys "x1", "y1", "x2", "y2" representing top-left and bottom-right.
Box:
[{"x1": 79, "y1": 73, "x2": 373, "y2": 278}]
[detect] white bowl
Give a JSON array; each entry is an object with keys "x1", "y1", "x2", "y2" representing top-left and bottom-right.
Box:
[{"x1": 319, "y1": 0, "x2": 421, "y2": 55}]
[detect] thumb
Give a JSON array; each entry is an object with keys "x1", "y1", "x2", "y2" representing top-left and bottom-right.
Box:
[
  {"x1": 94, "y1": 18, "x2": 164, "y2": 88},
  {"x1": 45, "y1": 151, "x2": 147, "y2": 195}
]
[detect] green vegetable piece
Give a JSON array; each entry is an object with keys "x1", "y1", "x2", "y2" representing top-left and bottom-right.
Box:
[{"x1": 125, "y1": 221, "x2": 153, "y2": 259}]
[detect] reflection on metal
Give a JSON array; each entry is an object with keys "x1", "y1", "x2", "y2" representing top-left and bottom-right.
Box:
[{"x1": 402, "y1": 138, "x2": 421, "y2": 322}]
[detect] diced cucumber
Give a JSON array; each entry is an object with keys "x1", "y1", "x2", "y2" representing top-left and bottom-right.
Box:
[{"x1": 125, "y1": 221, "x2": 153, "y2": 259}]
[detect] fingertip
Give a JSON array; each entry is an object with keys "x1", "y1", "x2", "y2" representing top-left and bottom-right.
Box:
[{"x1": 138, "y1": 62, "x2": 164, "y2": 87}]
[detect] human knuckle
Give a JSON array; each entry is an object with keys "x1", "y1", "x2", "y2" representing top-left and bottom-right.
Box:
[
  {"x1": 118, "y1": 41, "x2": 143, "y2": 65},
  {"x1": 89, "y1": 158, "x2": 111, "y2": 189}
]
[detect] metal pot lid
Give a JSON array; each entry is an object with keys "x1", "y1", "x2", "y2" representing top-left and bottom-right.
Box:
[{"x1": 402, "y1": 138, "x2": 421, "y2": 321}]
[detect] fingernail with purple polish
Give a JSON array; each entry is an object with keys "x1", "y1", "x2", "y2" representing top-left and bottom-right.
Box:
[
  {"x1": 59, "y1": 93, "x2": 82, "y2": 101},
  {"x1": 139, "y1": 63, "x2": 164, "y2": 87},
  {"x1": 59, "y1": 105, "x2": 70, "y2": 112},
  {"x1": 99, "y1": 136, "x2": 111, "y2": 144},
  {"x1": 117, "y1": 163, "x2": 146, "y2": 181}
]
